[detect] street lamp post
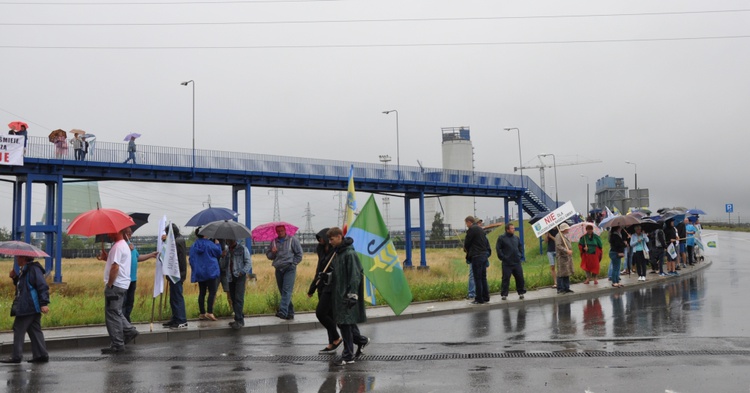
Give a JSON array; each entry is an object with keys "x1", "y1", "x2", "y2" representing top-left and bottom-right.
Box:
[
  {"x1": 540, "y1": 153, "x2": 558, "y2": 207},
  {"x1": 181, "y1": 80, "x2": 195, "y2": 170},
  {"x1": 625, "y1": 160, "x2": 638, "y2": 208},
  {"x1": 504, "y1": 127, "x2": 523, "y2": 185},
  {"x1": 580, "y1": 174, "x2": 589, "y2": 213},
  {"x1": 382, "y1": 110, "x2": 400, "y2": 180}
]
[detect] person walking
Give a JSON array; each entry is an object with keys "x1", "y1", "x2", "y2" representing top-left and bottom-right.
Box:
[
  {"x1": 102, "y1": 228, "x2": 139, "y2": 354},
  {"x1": 0, "y1": 256, "x2": 50, "y2": 364},
  {"x1": 123, "y1": 136, "x2": 137, "y2": 164},
  {"x1": 555, "y1": 223, "x2": 574, "y2": 294},
  {"x1": 327, "y1": 227, "x2": 370, "y2": 365},
  {"x1": 630, "y1": 225, "x2": 650, "y2": 281},
  {"x1": 266, "y1": 225, "x2": 303, "y2": 320},
  {"x1": 496, "y1": 223, "x2": 526, "y2": 301},
  {"x1": 578, "y1": 223, "x2": 603, "y2": 285},
  {"x1": 608, "y1": 226, "x2": 628, "y2": 287},
  {"x1": 162, "y1": 224, "x2": 188, "y2": 329},
  {"x1": 122, "y1": 227, "x2": 158, "y2": 322},
  {"x1": 463, "y1": 216, "x2": 491, "y2": 305},
  {"x1": 71, "y1": 133, "x2": 83, "y2": 161},
  {"x1": 189, "y1": 228, "x2": 223, "y2": 321},
  {"x1": 224, "y1": 238, "x2": 252, "y2": 329},
  {"x1": 307, "y1": 228, "x2": 342, "y2": 354}
]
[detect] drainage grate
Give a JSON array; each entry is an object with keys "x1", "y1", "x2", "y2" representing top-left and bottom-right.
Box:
[{"x1": 50, "y1": 349, "x2": 750, "y2": 363}]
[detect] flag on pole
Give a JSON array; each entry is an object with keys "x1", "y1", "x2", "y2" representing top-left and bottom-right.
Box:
[
  {"x1": 349, "y1": 195, "x2": 413, "y2": 315},
  {"x1": 157, "y1": 218, "x2": 181, "y2": 287},
  {"x1": 341, "y1": 165, "x2": 376, "y2": 305}
]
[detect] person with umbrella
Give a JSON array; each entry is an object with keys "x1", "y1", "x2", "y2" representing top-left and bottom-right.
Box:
[
  {"x1": 608, "y1": 226, "x2": 628, "y2": 288},
  {"x1": 630, "y1": 225, "x2": 650, "y2": 282},
  {"x1": 189, "y1": 227, "x2": 223, "y2": 322},
  {"x1": 53, "y1": 131, "x2": 68, "y2": 159},
  {"x1": 102, "y1": 227, "x2": 140, "y2": 354},
  {"x1": 222, "y1": 238, "x2": 252, "y2": 330},
  {"x1": 123, "y1": 135, "x2": 137, "y2": 164},
  {"x1": 578, "y1": 223, "x2": 603, "y2": 285},
  {"x1": 266, "y1": 224, "x2": 303, "y2": 320},
  {"x1": 0, "y1": 254, "x2": 50, "y2": 364}
]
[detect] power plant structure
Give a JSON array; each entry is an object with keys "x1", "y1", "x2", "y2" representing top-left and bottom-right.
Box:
[{"x1": 428, "y1": 127, "x2": 475, "y2": 232}]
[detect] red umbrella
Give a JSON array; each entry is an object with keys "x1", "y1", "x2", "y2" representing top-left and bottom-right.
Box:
[
  {"x1": 67, "y1": 208, "x2": 135, "y2": 237},
  {"x1": 0, "y1": 241, "x2": 50, "y2": 258},
  {"x1": 8, "y1": 121, "x2": 28, "y2": 131},
  {"x1": 251, "y1": 221, "x2": 299, "y2": 242}
]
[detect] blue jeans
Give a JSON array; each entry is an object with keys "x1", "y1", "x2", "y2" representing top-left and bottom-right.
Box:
[
  {"x1": 275, "y1": 265, "x2": 296, "y2": 317},
  {"x1": 124, "y1": 151, "x2": 136, "y2": 164},
  {"x1": 228, "y1": 273, "x2": 246, "y2": 323},
  {"x1": 609, "y1": 251, "x2": 622, "y2": 284},
  {"x1": 467, "y1": 262, "x2": 476, "y2": 298},
  {"x1": 169, "y1": 280, "x2": 187, "y2": 324}
]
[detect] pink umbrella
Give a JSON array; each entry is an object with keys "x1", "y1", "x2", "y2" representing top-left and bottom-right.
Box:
[
  {"x1": 0, "y1": 241, "x2": 50, "y2": 258},
  {"x1": 8, "y1": 121, "x2": 28, "y2": 131},
  {"x1": 565, "y1": 222, "x2": 602, "y2": 243},
  {"x1": 251, "y1": 221, "x2": 299, "y2": 242}
]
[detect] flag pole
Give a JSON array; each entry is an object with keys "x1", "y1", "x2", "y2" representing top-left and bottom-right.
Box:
[{"x1": 150, "y1": 298, "x2": 155, "y2": 332}]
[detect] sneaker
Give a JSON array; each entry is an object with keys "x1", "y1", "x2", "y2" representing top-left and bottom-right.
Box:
[
  {"x1": 501, "y1": 296, "x2": 507, "y2": 301},
  {"x1": 355, "y1": 337, "x2": 371, "y2": 357},
  {"x1": 170, "y1": 323, "x2": 188, "y2": 330},
  {"x1": 519, "y1": 295, "x2": 525, "y2": 300},
  {"x1": 229, "y1": 321, "x2": 244, "y2": 330},
  {"x1": 565, "y1": 289, "x2": 574, "y2": 293},
  {"x1": 0, "y1": 358, "x2": 22, "y2": 364},
  {"x1": 275, "y1": 311, "x2": 289, "y2": 320},
  {"x1": 124, "y1": 330, "x2": 139, "y2": 345},
  {"x1": 101, "y1": 345, "x2": 125, "y2": 354},
  {"x1": 336, "y1": 359, "x2": 355, "y2": 366},
  {"x1": 659, "y1": 273, "x2": 668, "y2": 277}
]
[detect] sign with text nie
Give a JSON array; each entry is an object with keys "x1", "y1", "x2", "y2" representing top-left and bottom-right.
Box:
[{"x1": 532, "y1": 201, "x2": 576, "y2": 238}]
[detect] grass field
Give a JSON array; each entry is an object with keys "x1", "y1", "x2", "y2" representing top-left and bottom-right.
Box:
[{"x1": 0, "y1": 225, "x2": 610, "y2": 330}]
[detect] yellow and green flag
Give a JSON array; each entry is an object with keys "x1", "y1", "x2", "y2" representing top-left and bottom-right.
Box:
[{"x1": 348, "y1": 195, "x2": 413, "y2": 315}]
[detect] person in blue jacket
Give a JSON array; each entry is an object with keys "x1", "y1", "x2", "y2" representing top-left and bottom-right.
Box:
[
  {"x1": 1, "y1": 256, "x2": 50, "y2": 364},
  {"x1": 189, "y1": 227, "x2": 223, "y2": 321}
]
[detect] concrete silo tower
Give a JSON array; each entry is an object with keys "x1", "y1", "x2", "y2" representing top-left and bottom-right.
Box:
[{"x1": 440, "y1": 127, "x2": 475, "y2": 231}]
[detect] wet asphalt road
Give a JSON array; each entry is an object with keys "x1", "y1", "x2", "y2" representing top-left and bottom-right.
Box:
[{"x1": 2, "y1": 231, "x2": 750, "y2": 392}]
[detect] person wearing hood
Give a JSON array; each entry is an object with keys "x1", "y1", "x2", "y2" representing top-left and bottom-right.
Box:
[
  {"x1": 327, "y1": 227, "x2": 369, "y2": 365},
  {"x1": 307, "y1": 228, "x2": 342, "y2": 354},
  {"x1": 189, "y1": 227, "x2": 223, "y2": 321},
  {"x1": 1, "y1": 256, "x2": 50, "y2": 364}
]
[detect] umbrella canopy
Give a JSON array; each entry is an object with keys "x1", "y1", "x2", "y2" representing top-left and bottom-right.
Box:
[
  {"x1": 95, "y1": 212, "x2": 150, "y2": 242},
  {"x1": 566, "y1": 222, "x2": 602, "y2": 242},
  {"x1": 8, "y1": 121, "x2": 28, "y2": 131},
  {"x1": 199, "y1": 220, "x2": 253, "y2": 240},
  {"x1": 67, "y1": 208, "x2": 135, "y2": 237},
  {"x1": 687, "y1": 209, "x2": 706, "y2": 216},
  {"x1": 661, "y1": 210, "x2": 686, "y2": 224},
  {"x1": 185, "y1": 207, "x2": 238, "y2": 227},
  {"x1": 0, "y1": 241, "x2": 50, "y2": 258},
  {"x1": 81, "y1": 133, "x2": 96, "y2": 139},
  {"x1": 599, "y1": 214, "x2": 641, "y2": 229},
  {"x1": 70, "y1": 129, "x2": 86, "y2": 135},
  {"x1": 631, "y1": 208, "x2": 652, "y2": 216},
  {"x1": 251, "y1": 221, "x2": 299, "y2": 242},
  {"x1": 625, "y1": 219, "x2": 662, "y2": 234},
  {"x1": 48, "y1": 129, "x2": 67, "y2": 142},
  {"x1": 123, "y1": 132, "x2": 141, "y2": 141}
]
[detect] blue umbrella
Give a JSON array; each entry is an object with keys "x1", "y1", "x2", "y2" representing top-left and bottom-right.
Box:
[
  {"x1": 687, "y1": 209, "x2": 706, "y2": 215},
  {"x1": 185, "y1": 207, "x2": 238, "y2": 227},
  {"x1": 661, "y1": 210, "x2": 686, "y2": 224}
]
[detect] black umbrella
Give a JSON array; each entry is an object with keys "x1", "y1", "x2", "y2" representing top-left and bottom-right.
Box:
[
  {"x1": 599, "y1": 214, "x2": 641, "y2": 229},
  {"x1": 528, "y1": 211, "x2": 550, "y2": 225},
  {"x1": 95, "y1": 212, "x2": 150, "y2": 242},
  {"x1": 625, "y1": 219, "x2": 661, "y2": 234}
]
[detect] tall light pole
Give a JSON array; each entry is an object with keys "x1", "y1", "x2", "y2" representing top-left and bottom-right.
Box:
[
  {"x1": 625, "y1": 160, "x2": 638, "y2": 208},
  {"x1": 181, "y1": 80, "x2": 195, "y2": 170},
  {"x1": 540, "y1": 153, "x2": 558, "y2": 207},
  {"x1": 580, "y1": 174, "x2": 589, "y2": 213},
  {"x1": 382, "y1": 110, "x2": 400, "y2": 180},
  {"x1": 504, "y1": 127, "x2": 522, "y2": 185}
]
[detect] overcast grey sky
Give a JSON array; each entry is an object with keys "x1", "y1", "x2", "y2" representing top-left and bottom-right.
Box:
[{"x1": 2, "y1": 0, "x2": 749, "y2": 235}]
